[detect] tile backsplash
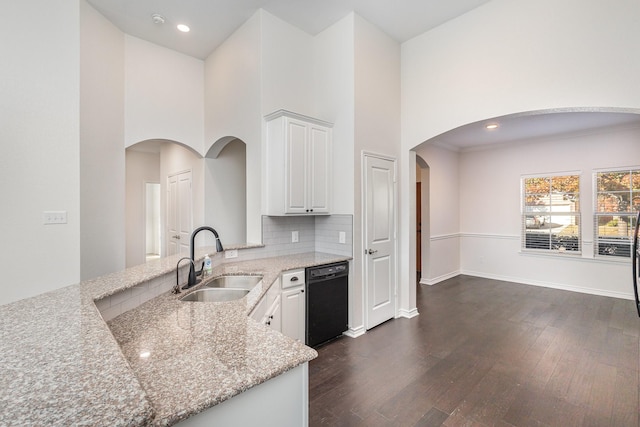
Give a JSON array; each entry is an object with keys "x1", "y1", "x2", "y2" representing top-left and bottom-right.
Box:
[{"x1": 233, "y1": 214, "x2": 353, "y2": 261}]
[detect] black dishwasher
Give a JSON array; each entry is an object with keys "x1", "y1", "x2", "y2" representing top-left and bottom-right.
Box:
[{"x1": 306, "y1": 261, "x2": 349, "y2": 347}]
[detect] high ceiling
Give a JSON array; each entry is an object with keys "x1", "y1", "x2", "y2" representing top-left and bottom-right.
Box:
[
  {"x1": 86, "y1": 0, "x2": 490, "y2": 59},
  {"x1": 90, "y1": 0, "x2": 640, "y2": 149}
]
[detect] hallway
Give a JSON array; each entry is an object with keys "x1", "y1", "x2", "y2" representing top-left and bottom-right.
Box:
[{"x1": 309, "y1": 275, "x2": 640, "y2": 426}]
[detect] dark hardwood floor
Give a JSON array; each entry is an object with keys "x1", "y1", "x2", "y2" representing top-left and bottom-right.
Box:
[{"x1": 308, "y1": 275, "x2": 640, "y2": 426}]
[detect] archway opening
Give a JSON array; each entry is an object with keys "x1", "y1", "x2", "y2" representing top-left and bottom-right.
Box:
[{"x1": 204, "y1": 137, "x2": 247, "y2": 245}]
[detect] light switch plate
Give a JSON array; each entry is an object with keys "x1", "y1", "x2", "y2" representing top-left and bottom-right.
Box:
[
  {"x1": 339, "y1": 231, "x2": 346, "y2": 244},
  {"x1": 225, "y1": 249, "x2": 238, "y2": 259},
  {"x1": 43, "y1": 211, "x2": 67, "y2": 224},
  {"x1": 292, "y1": 231, "x2": 299, "y2": 243}
]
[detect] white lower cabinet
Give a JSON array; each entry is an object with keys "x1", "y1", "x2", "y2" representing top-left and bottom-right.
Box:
[
  {"x1": 251, "y1": 270, "x2": 306, "y2": 342},
  {"x1": 281, "y1": 286, "x2": 305, "y2": 342},
  {"x1": 263, "y1": 295, "x2": 281, "y2": 331},
  {"x1": 280, "y1": 269, "x2": 306, "y2": 342},
  {"x1": 250, "y1": 277, "x2": 281, "y2": 331}
]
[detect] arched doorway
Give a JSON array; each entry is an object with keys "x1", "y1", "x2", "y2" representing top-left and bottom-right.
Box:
[{"x1": 204, "y1": 137, "x2": 247, "y2": 245}]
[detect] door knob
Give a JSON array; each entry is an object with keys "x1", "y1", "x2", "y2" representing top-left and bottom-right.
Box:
[{"x1": 367, "y1": 249, "x2": 378, "y2": 255}]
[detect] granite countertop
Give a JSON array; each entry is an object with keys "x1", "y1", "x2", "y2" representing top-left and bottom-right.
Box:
[{"x1": 0, "y1": 251, "x2": 350, "y2": 426}]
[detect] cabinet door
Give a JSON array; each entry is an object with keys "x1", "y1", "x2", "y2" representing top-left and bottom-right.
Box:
[
  {"x1": 308, "y1": 125, "x2": 331, "y2": 214},
  {"x1": 263, "y1": 295, "x2": 281, "y2": 332},
  {"x1": 285, "y1": 119, "x2": 308, "y2": 214},
  {"x1": 281, "y1": 286, "x2": 305, "y2": 342}
]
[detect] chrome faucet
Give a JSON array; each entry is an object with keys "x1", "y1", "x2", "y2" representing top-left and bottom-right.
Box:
[
  {"x1": 173, "y1": 257, "x2": 195, "y2": 294},
  {"x1": 184, "y1": 226, "x2": 224, "y2": 289}
]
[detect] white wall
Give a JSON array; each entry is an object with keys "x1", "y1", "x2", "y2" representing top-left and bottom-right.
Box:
[
  {"x1": 401, "y1": 0, "x2": 640, "y2": 297},
  {"x1": 205, "y1": 12, "x2": 262, "y2": 243},
  {"x1": 402, "y1": 0, "x2": 640, "y2": 147},
  {"x1": 125, "y1": 150, "x2": 160, "y2": 267},
  {"x1": 260, "y1": 12, "x2": 314, "y2": 117},
  {"x1": 205, "y1": 140, "x2": 246, "y2": 245},
  {"x1": 124, "y1": 36, "x2": 205, "y2": 153},
  {"x1": 0, "y1": 1, "x2": 81, "y2": 305},
  {"x1": 313, "y1": 14, "x2": 355, "y2": 217},
  {"x1": 353, "y1": 15, "x2": 404, "y2": 323},
  {"x1": 414, "y1": 144, "x2": 461, "y2": 284},
  {"x1": 80, "y1": 1, "x2": 126, "y2": 280},
  {"x1": 459, "y1": 125, "x2": 640, "y2": 298}
]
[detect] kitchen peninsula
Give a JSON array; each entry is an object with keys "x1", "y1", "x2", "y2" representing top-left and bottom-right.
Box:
[{"x1": 0, "y1": 251, "x2": 350, "y2": 426}]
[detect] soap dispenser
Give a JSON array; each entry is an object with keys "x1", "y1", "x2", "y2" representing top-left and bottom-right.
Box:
[{"x1": 203, "y1": 254, "x2": 212, "y2": 277}]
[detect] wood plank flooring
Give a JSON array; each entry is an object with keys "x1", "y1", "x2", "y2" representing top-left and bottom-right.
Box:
[{"x1": 308, "y1": 275, "x2": 640, "y2": 426}]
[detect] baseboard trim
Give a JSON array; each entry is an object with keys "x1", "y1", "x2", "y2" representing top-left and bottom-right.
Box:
[
  {"x1": 343, "y1": 325, "x2": 365, "y2": 338},
  {"x1": 460, "y1": 269, "x2": 635, "y2": 301},
  {"x1": 397, "y1": 308, "x2": 419, "y2": 319},
  {"x1": 419, "y1": 270, "x2": 461, "y2": 286}
]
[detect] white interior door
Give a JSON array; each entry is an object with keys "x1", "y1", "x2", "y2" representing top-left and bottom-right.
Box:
[
  {"x1": 363, "y1": 154, "x2": 397, "y2": 329},
  {"x1": 167, "y1": 171, "x2": 192, "y2": 256}
]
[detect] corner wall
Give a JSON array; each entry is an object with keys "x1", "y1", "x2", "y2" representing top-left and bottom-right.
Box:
[{"x1": 80, "y1": 1, "x2": 126, "y2": 280}]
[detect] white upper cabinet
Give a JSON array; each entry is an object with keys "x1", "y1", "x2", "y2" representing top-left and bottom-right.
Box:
[{"x1": 265, "y1": 110, "x2": 333, "y2": 215}]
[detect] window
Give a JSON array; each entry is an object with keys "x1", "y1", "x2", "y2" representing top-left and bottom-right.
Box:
[
  {"x1": 522, "y1": 174, "x2": 581, "y2": 253},
  {"x1": 594, "y1": 168, "x2": 640, "y2": 258}
]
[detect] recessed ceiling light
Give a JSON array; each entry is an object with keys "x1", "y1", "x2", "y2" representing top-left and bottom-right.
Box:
[
  {"x1": 485, "y1": 123, "x2": 499, "y2": 130},
  {"x1": 151, "y1": 14, "x2": 165, "y2": 25},
  {"x1": 177, "y1": 24, "x2": 190, "y2": 33}
]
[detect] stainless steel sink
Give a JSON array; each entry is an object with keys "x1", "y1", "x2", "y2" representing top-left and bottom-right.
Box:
[
  {"x1": 180, "y1": 288, "x2": 250, "y2": 302},
  {"x1": 203, "y1": 275, "x2": 263, "y2": 290}
]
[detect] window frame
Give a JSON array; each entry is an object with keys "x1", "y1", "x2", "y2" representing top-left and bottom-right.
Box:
[
  {"x1": 521, "y1": 172, "x2": 582, "y2": 255},
  {"x1": 593, "y1": 166, "x2": 640, "y2": 259}
]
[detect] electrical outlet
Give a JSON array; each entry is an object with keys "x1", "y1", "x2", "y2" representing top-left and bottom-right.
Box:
[
  {"x1": 292, "y1": 231, "x2": 299, "y2": 243},
  {"x1": 339, "y1": 231, "x2": 346, "y2": 244},
  {"x1": 225, "y1": 249, "x2": 238, "y2": 259},
  {"x1": 43, "y1": 211, "x2": 67, "y2": 225}
]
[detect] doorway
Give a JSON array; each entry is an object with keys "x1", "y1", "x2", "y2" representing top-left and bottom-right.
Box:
[
  {"x1": 145, "y1": 182, "x2": 161, "y2": 261},
  {"x1": 416, "y1": 156, "x2": 429, "y2": 283},
  {"x1": 167, "y1": 170, "x2": 193, "y2": 256}
]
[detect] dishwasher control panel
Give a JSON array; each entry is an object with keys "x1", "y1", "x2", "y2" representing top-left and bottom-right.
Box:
[{"x1": 308, "y1": 263, "x2": 348, "y2": 280}]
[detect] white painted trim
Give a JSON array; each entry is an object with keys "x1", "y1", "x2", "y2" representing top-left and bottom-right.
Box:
[
  {"x1": 459, "y1": 232, "x2": 518, "y2": 240},
  {"x1": 343, "y1": 325, "x2": 366, "y2": 339},
  {"x1": 460, "y1": 269, "x2": 635, "y2": 300},
  {"x1": 419, "y1": 270, "x2": 461, "y2": 286},
  {"x1": 459, "y1": 233, "x2": 631, "y2": 265},
  {"x1": 430, "y1": 232, "x2": 461, "y2": 241},
  {"x1": 397, "y1": 308, "x2": 419, "y2": 319},
  {"x1": 264, "y1": 109, "x2": 333, "y2": 128}
]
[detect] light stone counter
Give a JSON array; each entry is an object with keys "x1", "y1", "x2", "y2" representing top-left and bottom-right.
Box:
[{"x1": 0, "y1": 251, "x2": 350, "y2": 426}]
